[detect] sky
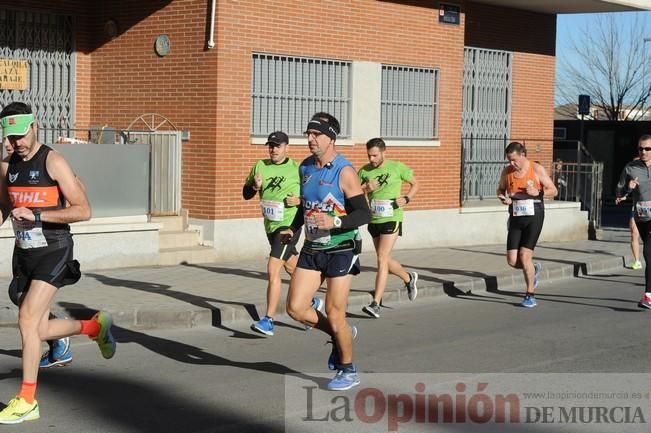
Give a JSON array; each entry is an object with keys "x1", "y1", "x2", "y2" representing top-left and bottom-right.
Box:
[
  {"x1": 556, "y1": 10, "x2": 651, "y2": 58},
  {"x1": 555, "y1": 9, "x2": 651, "y2": 105}
]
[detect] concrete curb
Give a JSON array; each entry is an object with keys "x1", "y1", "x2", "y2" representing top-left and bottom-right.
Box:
[{"x1": 0, "y1": 254, "x2": 626, "y2": 330}]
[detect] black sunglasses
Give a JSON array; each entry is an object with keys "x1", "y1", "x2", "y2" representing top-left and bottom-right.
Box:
[{"x1": 639, "y1": 147, "x2": 651, "y2": 152}]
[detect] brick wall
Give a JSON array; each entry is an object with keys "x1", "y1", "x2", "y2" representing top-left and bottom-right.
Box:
[
  {"x1": 2, "y1": 1, "x2": 558, "y2": 219},
  {"x1": 85, "y1": 1, "x2": 219, "y2": 219},
  {"x1": 465, "y1": 2, "x2": 557, "y2": 170},
  {"x1": 214, "y1": 0, "x2": 466, "y2": 219},
  {"x1": 84, "y1": 0, "x2": 469, "y2": 219}
]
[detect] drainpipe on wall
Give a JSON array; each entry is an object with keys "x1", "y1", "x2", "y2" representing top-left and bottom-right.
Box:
[{"x1": 207, "y1": 0, "x2": 216, "y2": 49}]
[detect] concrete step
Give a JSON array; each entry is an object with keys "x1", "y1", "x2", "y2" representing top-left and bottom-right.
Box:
[
  {"x1": 151, "y1": 215, "x2": 185, "y2": 232},
  {"x1": 159, "y1": 245, "x2": 217, "y2": 266},
  {"x1": 159, "y1": 230, "x2": 201, "y2": 249}
]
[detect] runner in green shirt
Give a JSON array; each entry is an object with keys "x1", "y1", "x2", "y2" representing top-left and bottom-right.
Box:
[
  {"x1": 243, "y1": 131, "x2": 322, "y2": 335},
  {"x1": 358, "y1": 138, "x2": 419, "y2": 318}
]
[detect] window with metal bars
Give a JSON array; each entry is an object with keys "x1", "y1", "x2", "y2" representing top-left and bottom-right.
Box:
[
  {"x1": 381, "y1": 65, "x2": 438, "y2": 139},
  {"x1": 251, "y1": 53, "x2": 351, "y2": 138}
]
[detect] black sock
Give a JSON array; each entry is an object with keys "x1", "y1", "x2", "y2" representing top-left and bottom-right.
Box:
[{"x1": 338, "y1": 362, "x2": 353, "y2": 370}]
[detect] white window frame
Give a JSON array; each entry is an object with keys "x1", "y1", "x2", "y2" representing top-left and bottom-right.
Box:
[
  {"x1": 381, "y1": 64, "x2": 439, "y2": 140},
  {"x1": 251, "y1": 53, "x2": 351, "y2": 140},
  {"x1": 250, "y1": 58, "x2": 440, "y2": 147}
]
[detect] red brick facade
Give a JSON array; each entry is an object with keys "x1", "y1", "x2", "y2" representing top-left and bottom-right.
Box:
[
  {"x1": 2, "y1": 0, "x2": 557, "y2": 220},
  {"x1": 465, "y1": 2, "x2": 556, "y2": 164}
]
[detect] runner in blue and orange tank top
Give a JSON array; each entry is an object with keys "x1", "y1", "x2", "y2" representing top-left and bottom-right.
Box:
[
  {"x1": 0, "y1": 102, "x2": 117, "y2": 424},
  {"x1": 496, "y1": 142, "x2": 557, "y2": 308},
  {"x1": 284, "y1": 112, "x2": 370, "y2": 391}
]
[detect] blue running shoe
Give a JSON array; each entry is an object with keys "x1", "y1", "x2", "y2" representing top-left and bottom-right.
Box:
[
  {"x1": 39, "y1": 337, "x2": 72, "y2": 369},
  {"x1": 305, "y1": 296, "x2": 324, "y2": 331},
  {"x1": 328, "y1": 325, "x2": 357, "y2": 370},
  {"x1": 311, "y1": 296, "x2": 324, "y2": 312},
  {"x1": 251, "y1": 316, "x2": 274, "y2": 336},
  {"x1": 327, "y1": 364, "x2": 361, "y2": 391},
  {"x1": 51, "y1": 336, "x2": 70, "y2": 358},
  {"x1": 520, "y1": 293, "x2": 537, "y2": 308},
  {"x1": 533, "y1": 262, "x2": 542, "y2": 289}
]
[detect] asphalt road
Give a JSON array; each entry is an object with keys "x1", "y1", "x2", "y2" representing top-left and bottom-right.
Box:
[{"x1": 0, "y1": 266, "x2": 649, "y2": 433}]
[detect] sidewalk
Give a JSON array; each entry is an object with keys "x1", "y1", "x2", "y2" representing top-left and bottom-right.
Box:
[{"x1": 0, "y1": 228, "x2": 633, "y2": 330}]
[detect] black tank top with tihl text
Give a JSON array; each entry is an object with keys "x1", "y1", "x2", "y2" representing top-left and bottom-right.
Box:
[{"x1": 7, "y1": 145, "x2": 71, "y2": 247}]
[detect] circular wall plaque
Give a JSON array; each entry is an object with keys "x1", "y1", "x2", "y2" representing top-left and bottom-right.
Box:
[
  {"x1": 154, "y1": 34, "x2": 171, "y2": 57},
  {"x1": 104, "y1": 19, "x2": 118, "y2": 39}
]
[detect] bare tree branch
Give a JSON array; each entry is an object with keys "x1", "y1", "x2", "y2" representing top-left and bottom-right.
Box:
[{"x1": 556, "y1": 13, "x2": 651, "y2": 121}]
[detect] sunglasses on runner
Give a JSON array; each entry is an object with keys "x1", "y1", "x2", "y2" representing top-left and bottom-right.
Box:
[{"x1": 638, "y1": 147, "x2": 651, "y2": 152}]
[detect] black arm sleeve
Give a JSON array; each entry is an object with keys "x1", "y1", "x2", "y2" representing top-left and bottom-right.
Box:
[
  {"x1": 289, "y1": 206, "x2": 304, "y2": 233},
  {"x1": 242, "y1": 184, "x2": 257, "y2": 200},
  {"x1": 341, "y1": 194, "x2": 371, "y2": 229}
]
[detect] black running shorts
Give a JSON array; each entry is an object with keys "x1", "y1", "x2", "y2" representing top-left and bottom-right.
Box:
[
  {"x1": 297, "y1": 249, "x2": 360, "y2": 277},
  {"x1": 267, "y1": 227, "x2": 300, "y2": 261},
  {"x1": 9, "y1": 242, "x2": 81, "y2": 306},
  {"x1": 507, "y1": 206, "x2": 545, "y2": 251},
  {"x1": 367, "y1": 221, "x2": 402, "y2": 238}
]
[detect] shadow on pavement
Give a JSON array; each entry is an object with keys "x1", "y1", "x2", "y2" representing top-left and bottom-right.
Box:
[
  {"x1": 57, "y1": 302, "x2": 323, "y2": 383},
  {"x1": 181, "y1": 262, "x2": 270, "y2": 283},
  {"x1": 485, "y1": 284, "x2": 642, "y2": 312},
  {"x1": 0, "y1": 349, "x2": 21, "y2": 360},
  {"x1": 69, "y1": 276, "x2": 263, "y2": 340},
  {"x1": 1, "y1": 366, "x2": 287, "y2": 433}
]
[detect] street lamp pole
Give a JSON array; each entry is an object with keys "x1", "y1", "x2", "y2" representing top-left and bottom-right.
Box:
[{"x1": 643, "y1": 37, "x2": 651, "y2": 120}]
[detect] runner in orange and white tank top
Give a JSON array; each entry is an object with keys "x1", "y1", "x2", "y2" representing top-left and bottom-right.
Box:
[{"x1": 497, "y1": 142, "x2": 557, "y2": 308}]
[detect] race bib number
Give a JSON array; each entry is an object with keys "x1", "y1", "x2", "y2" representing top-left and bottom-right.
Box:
[
  {"x1": 260, "y1": 200, "x2": 284, "y2": 222},
  {"x1": 512, "y1": 199, "x2": 535, "y2": 217},
  {"x1": 12, "y1": 219, "x2": 48, "y2": 249},
  {"x1": 370, "y1": 199, "x2": 394, "y2": 217},
  {"x1": 636, "y1": 201, "x2": 651, "y2": 219},
  {"x1": 304, "y1": 214, "x2": 331, "y2": 244}
]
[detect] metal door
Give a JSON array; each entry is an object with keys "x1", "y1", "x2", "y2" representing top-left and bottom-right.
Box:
[
  {"x1": 0, "y1": 8, "x2": 75, "y2": 144},
  {"x1": 462, "y1": 47, "x2": 512, "y2": 200},
  {"x1": 125, "y1": 131, "x2": 183, "y2": 216}
]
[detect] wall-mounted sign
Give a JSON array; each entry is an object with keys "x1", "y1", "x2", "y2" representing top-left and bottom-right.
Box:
[
  {"x1": 439, "y1": 3, "x2": 460, "y2": 25},
  {"x1": 0, "y1": 59, "x2": 28, "y2": 90},
  {"x1": 154, "y1": 34, "x2": 171, "y2": 57}
]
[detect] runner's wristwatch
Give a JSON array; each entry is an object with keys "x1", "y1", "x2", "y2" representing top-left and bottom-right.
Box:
[
  {"x1": 333, "y1": 216, "x2": 342, "y2": 228},
  {"x1": 33, "y1": 209, "x2": 41, "y2": 223}
]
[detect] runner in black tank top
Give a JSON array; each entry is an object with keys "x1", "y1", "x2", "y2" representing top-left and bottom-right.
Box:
[
  {"x1": 0, "y1": 102, "x2": 117, "y2": 424},
  {"x1": 8, "y1": 144, "x2": 72, "y2": 248}
]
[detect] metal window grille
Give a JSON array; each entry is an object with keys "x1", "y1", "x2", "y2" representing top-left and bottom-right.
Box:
[
  {"x1": 0, "y1": 8, "x2": 75, "y2": 145},
  {"x1": 251, "y1": 53, "x2": 351, "y2": 137},
  {"x1": 461, "y1": 47, "x2": 512, "y2": 200},
  {"x1": 381, "y1": 65, "x2": 438, "y2": 139}
]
